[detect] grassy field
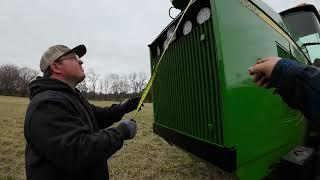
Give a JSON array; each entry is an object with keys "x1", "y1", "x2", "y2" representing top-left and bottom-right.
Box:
[{"x1": 0, "y1": 95, "x2": 235, "y2": 180}]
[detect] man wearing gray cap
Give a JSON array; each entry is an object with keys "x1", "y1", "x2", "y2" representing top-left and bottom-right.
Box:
[{"x1": 24, "y1": 44, "x2": 141, "y2": 180}]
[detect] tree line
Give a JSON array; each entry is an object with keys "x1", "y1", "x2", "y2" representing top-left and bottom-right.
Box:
[{"x1": 0, "y1": 64, "x2": 151, "y2": 102}]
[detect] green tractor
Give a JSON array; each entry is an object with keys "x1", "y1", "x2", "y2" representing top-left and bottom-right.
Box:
[{"x1": 148, "y1": 0, "x2": 320, "y2": 179}]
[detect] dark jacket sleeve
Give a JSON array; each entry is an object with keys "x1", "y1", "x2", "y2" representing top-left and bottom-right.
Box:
[
  {"x1": 90, "y1": 104, "x2": 125, "y2": 129},
  {"x1": 271, "y1": 59, "x2": 320, "y2": 127},
  {"x1": 26, "y1": 98, "x2": 127, "y2": 173}
]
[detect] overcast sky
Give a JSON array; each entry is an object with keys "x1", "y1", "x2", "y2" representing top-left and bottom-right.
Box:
[{"x1": 0, "y1": 0, "x2": 319, "y2": 77}]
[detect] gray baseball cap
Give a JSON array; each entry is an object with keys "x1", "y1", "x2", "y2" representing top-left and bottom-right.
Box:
[{"x1": 40, "y1": 44, "x2": 86, "y2": 72}]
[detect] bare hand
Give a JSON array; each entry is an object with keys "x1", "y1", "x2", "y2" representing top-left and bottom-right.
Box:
[{"x1": 248, "y1": 57, "x2": 281, "y2": 88}]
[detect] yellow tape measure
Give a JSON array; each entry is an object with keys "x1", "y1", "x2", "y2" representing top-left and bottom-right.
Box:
[{"x1": 132, "y1": 0, "x2": 194, "y2": 119}]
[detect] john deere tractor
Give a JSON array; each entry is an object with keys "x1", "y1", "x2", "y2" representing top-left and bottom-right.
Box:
[{"x1": 149, "y1": 0, "x2": 320, "y2": 179}]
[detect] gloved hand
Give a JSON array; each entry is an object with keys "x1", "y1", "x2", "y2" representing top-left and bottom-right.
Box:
[
  {"x1": 117, "y1": 119, "x2": 137, "y2": 140},
  {"x1": 118, "y1": 96, "x2": 143, "y2": 113}
]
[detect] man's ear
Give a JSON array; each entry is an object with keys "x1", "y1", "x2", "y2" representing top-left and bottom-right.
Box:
[{"x1": 50, "y1": 63, "x2": 62, "y2": 74}]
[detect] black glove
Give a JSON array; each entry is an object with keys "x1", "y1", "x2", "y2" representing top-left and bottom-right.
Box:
[
  {"x1": 117, "y1": 119, "x2": 137, "y2": 140},
  {"x1": 118, "y1": 96, "x2": 143, "y2": 113}
]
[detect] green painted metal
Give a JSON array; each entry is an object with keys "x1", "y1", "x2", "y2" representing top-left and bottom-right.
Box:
[
  {"x1": 152, "y1": 18, "x2": 222, "y2": 144},
  {"x1": 149, "y1": 0, "x2": 308, "y2": 179}
]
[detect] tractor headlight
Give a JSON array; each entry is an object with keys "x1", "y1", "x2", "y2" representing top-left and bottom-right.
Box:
[
  {"x1": 167, "y1": 25, "x2": 176, "y2": 41},
  {"x1": 183, "y1": 20, "x2": 193, "y2": 35},
  {"x1": 157, "y1": 46, "x2": 161, "y2": 56},
  {"x1": 163, "y1": 39, "x2": 169, "y2": 49},
  {"x1": 197, "y1": 7, "x2": 211, "y2": 24}
]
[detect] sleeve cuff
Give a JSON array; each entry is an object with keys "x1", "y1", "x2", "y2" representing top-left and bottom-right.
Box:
[{"x1": 271, "y1": 59, "x2": 304, "y2": 88}]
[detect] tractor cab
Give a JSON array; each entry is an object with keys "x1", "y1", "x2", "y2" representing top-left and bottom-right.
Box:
[{"x1": 281, "y1": 5, "x2": 320, "y2": 64}]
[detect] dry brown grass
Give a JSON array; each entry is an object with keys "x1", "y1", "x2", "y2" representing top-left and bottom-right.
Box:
[{"x1": 0, "y1": 96, "x2": 235, "y2": 180}]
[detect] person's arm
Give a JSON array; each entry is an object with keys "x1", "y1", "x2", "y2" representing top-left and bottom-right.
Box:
[
  {"x1": 249, "y1": 57, "x2": 320, "y2": 127},
  {"x1": 26, "y1": 98, "x2": 133, "y2": 174},
  {"x1": 90, "y1": 97, "x2": 141, "y2": 129},
  {"x1": 90, "y1": 104, "x2": 125, "y2": 129},
  {"x1": 272, "y1": 59, "x2": 320, "y2": 126}
]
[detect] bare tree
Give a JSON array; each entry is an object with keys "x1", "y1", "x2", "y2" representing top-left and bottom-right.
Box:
[
  {"x1": 77, "y1": 79, "x2": 88, "y2": 93},
  {"x1": 110, "y1": 73, "x2": 120, "y2": 94},
  {"x1": 129, "y1": 72, "x2": 147, "y2": 93},
  {"x1": 18, "y1": 67, "x2": 39, "y2": 96},
  {"x1": 86, "y1": 68, "x2": 100, "y2": 99},
  {"x1": 0, "y1": 64, "x2": 20, "y2": 95},
  {"x1": 102, "y1": 74, "x2": 112, "y2": 94},
  {"x1": 128, "y1": 72, "x2": 139, "y2": 93},
  {"x1": 118, "y1": 74, "x2": 129, "y2": 94},
  {"x1": 99, "y1": 80, "x2": 103, "y2": 94},
  {"x1": 137, "y1": 72, "x2": 147, "y2": 93}
]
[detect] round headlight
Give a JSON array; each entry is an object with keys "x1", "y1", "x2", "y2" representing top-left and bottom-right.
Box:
[
  {"x1": 163, "y1": 39, "x2": 169, "y2": 49},
  {"x1": 197, "y1": 7, "x2": 211, "y2": 24},
  {"x1": 167, "y1": 25, "x2": 176, "y2": 41},
  {"x1": 157, "y1": 46, "x2": 161, "y2": 56},
  {"x1": 183, "y1": 20, "x2": 192, "y2": 35}
]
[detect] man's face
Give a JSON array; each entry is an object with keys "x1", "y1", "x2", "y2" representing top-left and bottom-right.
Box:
[{"x1": 55, "y1": 53, "x2": 85, "y2": 84}]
